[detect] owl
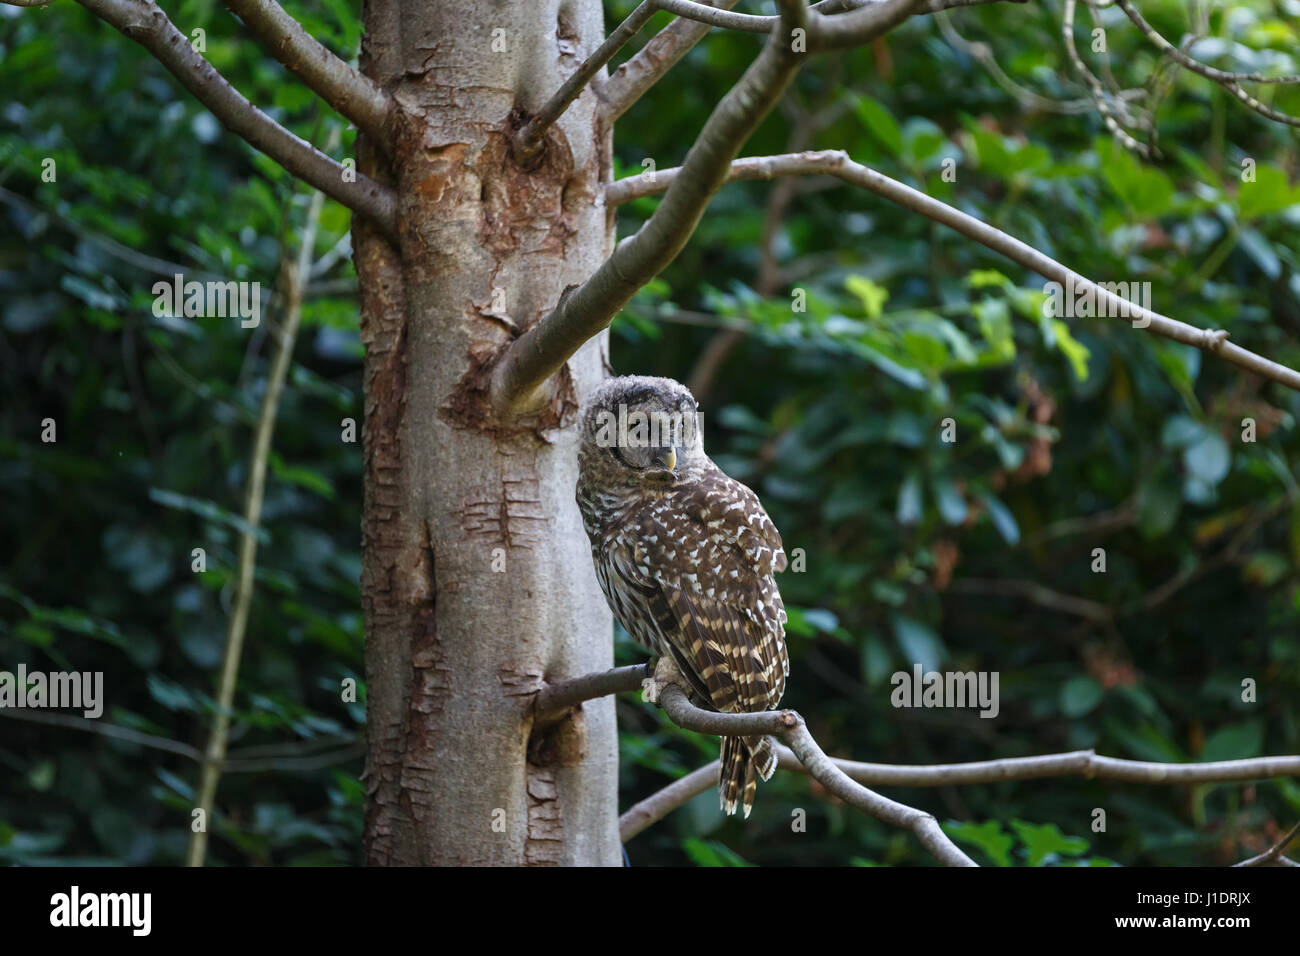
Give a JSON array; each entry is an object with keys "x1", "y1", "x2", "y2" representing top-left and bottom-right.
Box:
[{"x1": 576, "y1": 375, "x2": 790, "y2": 818}]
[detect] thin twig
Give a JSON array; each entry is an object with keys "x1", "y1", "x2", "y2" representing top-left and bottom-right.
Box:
[
  {"x1": 1234, "y1": 821, "x2": 1300, "y2": 867},
  {"x1": 1062, "y1": 0, "x2": 1152, "y2": 157},
  {"x1": 601, "y1": 0, "x2": 744, "y2": 123},
  {"x1": 517, "y1": 0, "x2": 661, "y2": 157},
  {"x1": 0, "y1": 708, "x2": 360, "y2": 772},
  {"x1": 186, "y1": 131, "x2": 334, "y2": 868},
  {"x1": 1114, "y1": 0, "x2": 1300, "y2": 128},
  {"x1": 947, "y1": 576, "x2": 1113, "y2": 623}
]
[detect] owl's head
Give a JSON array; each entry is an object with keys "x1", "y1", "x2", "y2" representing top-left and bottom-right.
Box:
[{"x1": 578, "y1": 375, "x2": 703, "y2": 486}]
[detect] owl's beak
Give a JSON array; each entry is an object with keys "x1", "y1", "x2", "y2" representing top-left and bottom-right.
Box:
[{"x1": 652, "y1": 446, "x2": 677, "y2": 473}]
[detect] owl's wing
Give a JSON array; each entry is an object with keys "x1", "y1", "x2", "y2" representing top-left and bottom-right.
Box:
[{"x1": 632, "y1": 470, "x2": 789, "y2": 714}]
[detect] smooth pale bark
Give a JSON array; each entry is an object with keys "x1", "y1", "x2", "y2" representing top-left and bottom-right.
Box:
[{"x1": 355, "y1": 0, "x2": 618, "y2": 865}]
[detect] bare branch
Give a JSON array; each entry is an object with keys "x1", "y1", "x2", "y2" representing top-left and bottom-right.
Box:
[
  {"x1": 622, "y1": 742, "x2": 1300, "y2": 842},
  {"x1": 1234, "y1": 821, "x2": 1300, "y2": 867},
  {"x1": 516, "y1": 0, "x2": 662, "y2": 157},
  {"x1": 552, "y1": 663, "x2": 1300, "y2": 854},
  {"x1": 490, "y1": 0, "x2": 827, "y2": 414},
  {"x1": 75, "y1": 0, "x2": 397, "y2": 240},
  {"x1": 187, "y1": 134, "x2": 333, "y2": 867},
  {"x1": 948, "y1": 576, "x2": 1113, "y2": 623},
  {"x1": 599, "y1": 0, "x2": 1021, "y2": 124},
  {"x1": 936, "y1": 9, "x2": 1139, "y2": 115},
  {"x1": 606, "y1": 149, "x2": 1300, "y2": 392},
  {"x1": 1115, "y1": 0, "x2": 1300, "y2": 128},
  {"x1": 533, "y1": 663, "x2": 651, "y2": 720},
  {"x1": 805, "y1": 0, "x2": 930, "y2": 51},
  {"x1": 1062, "y1": 0, "x2": 1152, "y2": 158},
  {"x1": 620, "y1": 761, "x2": 722, "y2": 841},
  {"x1": 601, "y1": 0, "x2": 744, "y2": 123},
  {"x1": 656, "y1": 685, "x2": 976, "y2": 865},
  {"x1": 653, "y1": 0, "x2": 773, "y2": 33},
  {"x1": 220, "y1": 0, "x2": 393, "y2": 147},
  {"x1": 0, "y1": 708, "x2": 361, "y2": 773}
]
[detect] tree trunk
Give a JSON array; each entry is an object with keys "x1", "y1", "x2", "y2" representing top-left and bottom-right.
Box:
[{"x1": 354, "y1": 0, "x2": 619, "y2": 865}]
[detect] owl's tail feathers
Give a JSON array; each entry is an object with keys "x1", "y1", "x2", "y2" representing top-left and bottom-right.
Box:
[{"x1": 720, "y1": 734, "x2": 778, "y2": 819}]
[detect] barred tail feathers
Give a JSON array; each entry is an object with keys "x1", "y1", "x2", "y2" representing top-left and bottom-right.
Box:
[{"x1": 719, "y1": 734, "x2": 777, "y2": 818}]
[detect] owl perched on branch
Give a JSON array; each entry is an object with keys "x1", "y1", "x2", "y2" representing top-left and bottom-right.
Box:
[{"x1": 576, "y1": 375, "x2": 790, "y2": 818}]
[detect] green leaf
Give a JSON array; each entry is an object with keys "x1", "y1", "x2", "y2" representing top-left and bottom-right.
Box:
[
  {"x1": 978, "y1": 490, "x2": 1020, "y2": 545},
  {"x1": 1200, "y1": 721, "x2": 1264, "y2": 762},
  {"x1": 681, "y1": 838, "x2": 752, "y2": 867},
  {"x1": 1061, "y1": 676, "x2": 1103, "y2": 717},
  {"x1": 846, "y1": 275, "x2": 889, "y2": 319},
  {"x1": 944, "y1": 820, "x2": 1014, "y2": 866},
  {"x1": 892, "y1": 614, "x2": 945, "y2": 671},
  {"x1": 852, "y1": 94, "x2": 902, "y2": 156},
  {"x1": 1183, "y1": 432, "x2": 1231, "y2": 486},
  {"x1": 932, "y1": 477, "x2": 968, "y2": 525},
  {"x1": 897, "y1": 472, "x2": 923, "y2": 525},
  {"x1": 1010, "y1": 820, "x2": 1090, "y2": 866},
  {"x1": 1050, "y1": 320, "x2": 1091, "y2": 381}
]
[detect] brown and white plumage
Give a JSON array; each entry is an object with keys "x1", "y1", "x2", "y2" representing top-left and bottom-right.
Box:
[{"x1": 576, "y1": 375, "x2": 789, "y2": 818}]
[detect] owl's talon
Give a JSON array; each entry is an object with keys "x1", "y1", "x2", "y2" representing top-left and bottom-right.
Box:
[{"x1": 642, "y1": 655, "x2": 683, "y2": 704}]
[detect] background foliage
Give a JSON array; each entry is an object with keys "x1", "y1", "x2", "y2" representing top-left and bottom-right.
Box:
[{"x1": 2, "y1": 0, "x2": 1298, "y2": 866}]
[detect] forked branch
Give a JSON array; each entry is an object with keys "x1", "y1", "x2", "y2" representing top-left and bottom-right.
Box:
[
  {"x1": 538, "y1": 666, "x2": 1300, "y2": 859},
  {"x1": 220, "y1": 0, "x2": 394, "y2": 147},
  {"x1": 1114, "y1": 0, "x2": 1300, "y2": 129},
  {"x1": 658, "y1": 684, "x2": 978, "y2": 866},
  {"x1": 74, "y1": 0, "x2": 398, "y2": 240},
  {"x1": 493, "y1": 0, "x2": 938, "y2": 414},
  {"x1": 489, "y1": 0, "x2": 820, "y2": 414}
]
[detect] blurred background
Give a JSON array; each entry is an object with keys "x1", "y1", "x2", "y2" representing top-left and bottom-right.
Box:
[{"x1": 1, "y1": 0, "x2": 1298, "y2": 865}]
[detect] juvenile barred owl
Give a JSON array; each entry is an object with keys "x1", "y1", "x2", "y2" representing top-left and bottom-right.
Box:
[{"x1": 576, "y1": 375, "x2": 789, "y2": 818}]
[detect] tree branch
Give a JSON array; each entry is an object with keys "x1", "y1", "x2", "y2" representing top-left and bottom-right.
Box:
[
  {"x1": 489, "y1": 0, "x2": 829, "y2": 414},
  {"x1": 542, "y1": 663, "x2": 971, "y2": 863},
  {"x1": 1062, "y1": 0, "x2": 1151, "y2": 158},
  {"x1": 495, "y1": 0, "x2": 945, "y2": 415},
  {"x1": 947, "y1": 576, "x2": 1113, "y2": 623},
  {"x1": 620, "y1": 761, "x2": 722, "y2": 840},
  {"x1": 1114, "y1": 0, "x2": 1300, "y2": 128},
  {"x1": 1233, "y1": 821, "x2": 1300, "y2": 867},
  {"x1": 606, "y1": 149, "x2": 1300, "y2": 392},
  {"x1": 547, "y1": 664, "x2": 1300, "y2": 857},
  {"x1": 516, "y1": 0, "x2": 662, "y2": 157},
  {"x1": 601, "y1": 0, "x2": 744, "y2": 124},
  {"x1": 0, "y1": 708, "x2": 361, "y2": 772},
  {"x1": 220, "y1": 0, "x2": 393, "y2": 147},
  {"x1": 658, "y1": 685, "x2": 977, "y2": 865},
  {"x1": 186, "y1": 135, "x2": 332, "y2": 867},
  {"x1": 621, "y1": 738, "x2": 1300, "y2": 842},
  {"x1": 533, "y1": 663, "x2": 652, "y2": 721},
  {"x1": 75, "y1": 0, "x2": 397, "y2": 240},
  {"x1": 805, "y1": 0, "x2": 930, "y2": 52}
]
